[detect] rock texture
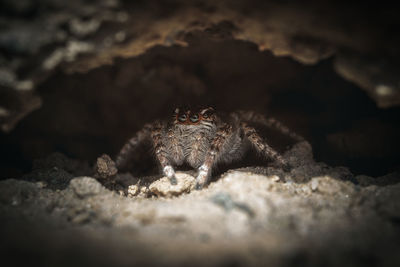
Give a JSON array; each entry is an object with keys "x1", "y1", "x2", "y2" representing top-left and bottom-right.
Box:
[
  {"x1": 149, "y1": 173, "x2": 196, "y2": 197},
  {"x1": 1, "y1": 141, "x2": 399, "y2": 266},
  {"x1": 1, "y1": 1, "x2": 400, "y2": 132}
]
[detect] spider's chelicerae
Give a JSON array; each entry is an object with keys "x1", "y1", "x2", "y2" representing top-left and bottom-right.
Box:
[{"x1": 115, "y1": 107, "x2": 304, "y2": 189}]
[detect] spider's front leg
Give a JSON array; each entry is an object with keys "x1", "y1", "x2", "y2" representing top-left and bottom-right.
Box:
[
  {"x1": 151, "y1": 122, "x2": 178, "y2": 185},
  {"x1": 241, "y1": 122, "x2": 291, "y2": 171},
  {"x1": 196, "y1": 124, "x2": 233, "y2": 190}
]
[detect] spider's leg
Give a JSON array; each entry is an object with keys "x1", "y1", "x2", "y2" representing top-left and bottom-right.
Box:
[
  {"x1": 241, "y1": 122, "x2": 290, "y2": 171},
  {"x1": 151, "y1": 121, "x2": 177, "y2": 185},
  {"x1": 237, "y1": 111, "x2": 304, "y2": 142},
  {"x1": 115, "y1": 123, "x2": 153, "y2": 170},
  {"x1": 196, "y1": 124, "x2": 233, "y2": 189}
]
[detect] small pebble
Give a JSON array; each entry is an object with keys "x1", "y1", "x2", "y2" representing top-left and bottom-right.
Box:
[
  {"x1": 149, "y1": 172, "x2": 196, "y2": 197},
  {"x1": 310, "y1": 179, "x2": 319, "y2": 191},
  {"x1": 270, "y1": 175, "x2": 280, "y2": 182},
  {"x1": 128, "y1": 184, "x2": 139, "y2": 197}
]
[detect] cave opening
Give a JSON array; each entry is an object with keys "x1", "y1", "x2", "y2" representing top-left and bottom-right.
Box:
[{"x1": 1, "y1": 34, "x2": 399, "y2": 180}]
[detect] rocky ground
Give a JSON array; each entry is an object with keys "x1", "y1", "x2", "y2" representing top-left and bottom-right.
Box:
[{"x1": 1, "y1": 141, "x2": 399, "y2": 267}]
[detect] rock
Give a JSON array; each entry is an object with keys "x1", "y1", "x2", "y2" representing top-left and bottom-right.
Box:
[
  {"x1": 2, "y1": 1, "x2": 400, "y2": 133},
  {"x1": 138, "y1": 186, "x2": 150, "y2": 198},
  {"x1": 69, "y1": 177, "x2": 106, "y2": 198},
  {"x1": 334, "y1": 53, "x2": 400, "y2": 108},
  {"x1": 270, "y1": 175, "x2": 280, "y2": 182},
  {"x1": 149, "y1": 172, "x2": 196, "y2": 197},
  {"x1": 284, "y1": 141, "x2": 314, "y2": 167},
  {"x1": 326, "y1": 119, "x2": 400, "y2": 159},
  {"x1": 1, "y1": 160, "x2": 400, "y2": 266},
  {"x1": 374, "y1": 183, "x2": 400, "y2": 220},
  {"x1": 21, "y1": 152, "x2": 93, "y2": 190},
  {"x1": 308, "y1": 176, "x2": 355, "y2": 195},
  {"x1": 0, "y1": 85, "x2": 42, "y2": 133},
  {"x1": 310, "y1": 178, "x2": 319, "y2": 191},
  {"x1": 355, "y1": 175, "x2": 376, "y2": 186},
  {"x1": 0, "y1": 179, "x2": 39, "y2": 205},
  {"x1": 375, "y1": 172, "x2": 400, "y2": 186},
  {"x1": 0, "y1": 0, "x2": 128, "y2": 132},
  {"x1": 127, "y1": 184, "x2": 139, "y2": 197},
  {"x1": 94, "y1": 154, "x2": 118, "y2": 179},
  {"x1": 22, "y1": 167, "x2": 74, "y2": 190},
  {"x1": 286, "y1": 37, "x2": 336, "y2": 65}
]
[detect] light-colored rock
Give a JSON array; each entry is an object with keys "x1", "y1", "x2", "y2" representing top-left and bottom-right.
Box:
[
  {"x1": 69, "y1": 177, "x2": 106, "y2": 198},
  {"x1": 334, "y1": 53, "x2": 400, "y2": 108},
  {"x1": 127, "y1": 184, "x2": 139, "y2": 197},
  {"x1": 149, "y1": 172, "x2": 196, "y2": 197}
]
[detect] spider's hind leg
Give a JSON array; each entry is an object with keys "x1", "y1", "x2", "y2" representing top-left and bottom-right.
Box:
[
  {"x1": 115, "y1": 123, "x2": 153, "y2": 170},
  {"x1": 241, "y1": 122, "x2": 291, "y2": 171},
  {"x1": 115, "y1": 122, "x2": 178, "y2": 185},
  {"x1": 237, "y1": 111, "x2": 304, "y2": 142}
]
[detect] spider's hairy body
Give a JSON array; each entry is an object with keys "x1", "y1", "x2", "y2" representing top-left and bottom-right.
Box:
[
  {"x1": 115, "y1": 107, "x2": 303, "y2": 189},
  {"x1": 173, "y1": 122, "x2": 244, "y2": 169},
  {"x1": 177, "y1": 123, "x2": 216, "y2": 168}
]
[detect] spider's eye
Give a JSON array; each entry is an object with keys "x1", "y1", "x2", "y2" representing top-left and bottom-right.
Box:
[
  {"x1": 190, "y1": 114, "x2": 199, "y2": 122},
  {"x1": 178, "y1": 114, "x2": 187, "y2": 122},
  {"x1": 202, "y1": 110, "x2": 214, "y2": 119}
]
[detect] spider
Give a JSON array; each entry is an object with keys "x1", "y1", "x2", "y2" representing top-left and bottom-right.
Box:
[{"x1": 115, "y1": 107, "x2": 304, "y2": 189}]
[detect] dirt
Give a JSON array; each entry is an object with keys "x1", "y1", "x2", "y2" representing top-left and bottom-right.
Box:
[{"x1": 1, "y1": 141, "x2": 399, "y2": 267}]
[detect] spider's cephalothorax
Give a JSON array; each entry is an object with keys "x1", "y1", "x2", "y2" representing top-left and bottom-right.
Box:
[
  {"x1": 115, "y1": 107, "x2": 304, "y2": 189},
  {"x1": 170, "y1": 107, "x2": 218, "y2": 169}
]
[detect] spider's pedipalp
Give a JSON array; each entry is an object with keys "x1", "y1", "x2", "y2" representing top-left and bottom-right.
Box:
[{"x1": 151, "y1": 121, "x2": 178, "y2": 185}]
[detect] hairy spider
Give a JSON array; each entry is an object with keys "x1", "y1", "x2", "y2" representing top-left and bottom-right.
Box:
[{"x1": 115, "y1": 107, "x2": 304, "y2": 189}]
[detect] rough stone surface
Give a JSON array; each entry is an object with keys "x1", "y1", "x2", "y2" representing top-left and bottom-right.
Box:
[
  {"x1": 69, "y1": 177, "x2": 107, "y2": 198},
  {"x1": 334, "y1": 53, "x2": 400, "y2": 108},
  {"x1": 149, "y1": 173, "x2": 196, "y2": 197},
  {"x1": 21, "y1": 152, "x2": 91, "y2": 190},
  {"x1": 1, "y1": 1, "x2": 400, "y2": 132},
  {"x1": 1, "y1": 141, "x2": 400, "y2": 266},
  {"x1": 94, "y1": 154, "x2": 118, "y2": 180}
]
